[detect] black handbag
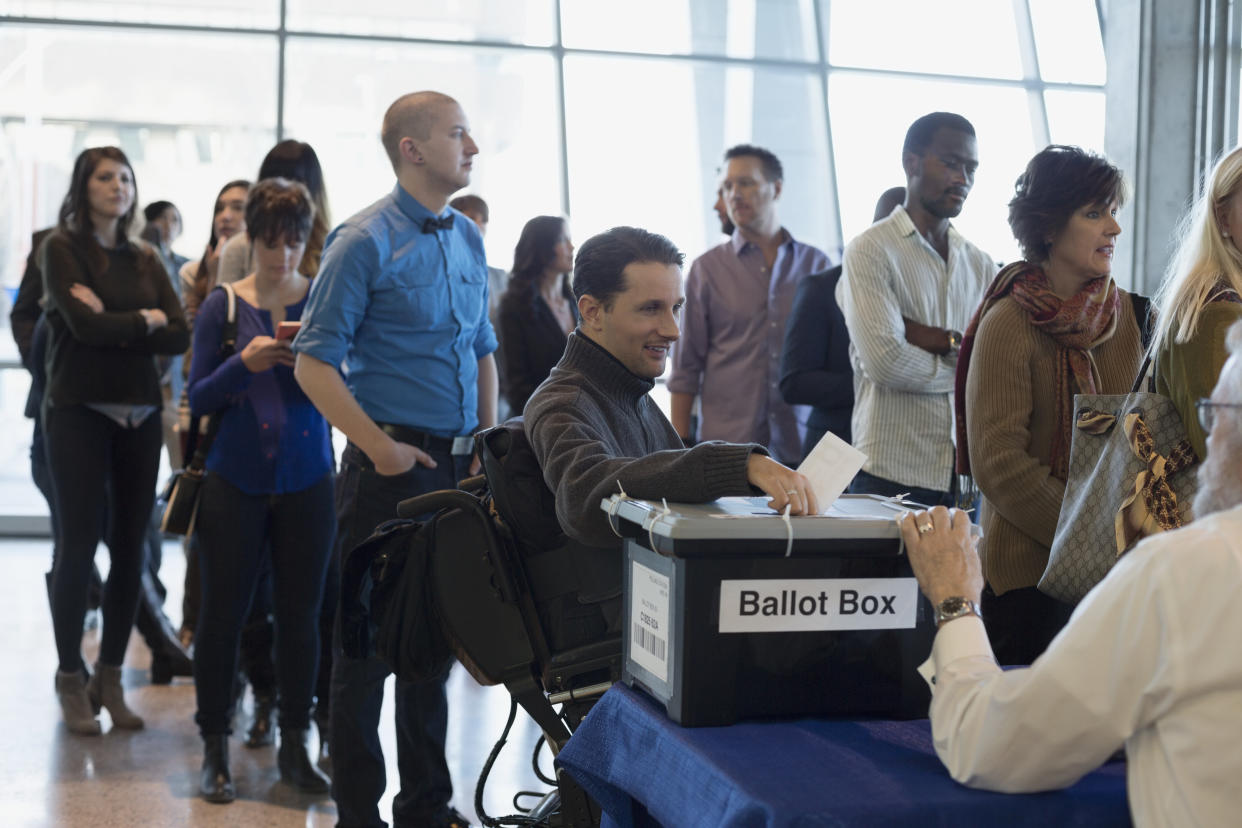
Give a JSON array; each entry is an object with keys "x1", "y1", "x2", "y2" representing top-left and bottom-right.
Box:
[{"x1": 159, "y1": 284, "x2": 238, "y2": 536}]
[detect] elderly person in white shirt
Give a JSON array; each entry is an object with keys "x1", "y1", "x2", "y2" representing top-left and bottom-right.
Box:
[{"x1": 897, "y1": 319, "x2": 1242, "y2": 827}]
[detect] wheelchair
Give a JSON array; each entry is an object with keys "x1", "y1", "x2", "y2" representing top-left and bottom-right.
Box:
[{"x1": 392, "y1": 418, "x2": 622, "y2": 828}]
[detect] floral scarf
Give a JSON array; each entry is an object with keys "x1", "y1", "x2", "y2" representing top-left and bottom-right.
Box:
[{"x1": 955, "y1": 261, "x2": 1119, "y2": 480}]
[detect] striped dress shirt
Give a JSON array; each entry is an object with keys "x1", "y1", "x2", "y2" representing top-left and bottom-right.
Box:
[
  {"x1": 668, "y1": 230, "x2": 833, "y2": 465},
  {"x1": 837, "y1": 206, "x2": 994, "y2": 491}
]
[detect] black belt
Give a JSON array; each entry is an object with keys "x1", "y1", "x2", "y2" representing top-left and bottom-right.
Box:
[{"x1": 377, "y1": 422, "x2": 468, "y2": 455}]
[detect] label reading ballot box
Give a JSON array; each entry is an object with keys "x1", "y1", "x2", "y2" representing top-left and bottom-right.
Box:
[
  {"x1": 719, "y1": 578, "x2": 919, "y2": 633},
  {"x1": 630, "y1": 560, "x2": 671, "y2": 682}
]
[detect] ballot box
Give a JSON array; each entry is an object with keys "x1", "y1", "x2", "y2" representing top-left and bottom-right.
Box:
[{"x1": 604, "y1": 494, "x2": 936, "y2": 727}]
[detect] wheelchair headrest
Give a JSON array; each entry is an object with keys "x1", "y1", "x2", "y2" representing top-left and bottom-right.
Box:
[{"x1": 479, "y1": 417, "x2": 567, "y2": 552}]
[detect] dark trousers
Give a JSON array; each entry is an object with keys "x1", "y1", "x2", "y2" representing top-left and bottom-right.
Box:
[
  {"x1": 330, "y1": 441, "x2": 468, "y2": 828},
  {"x1": 45, "y1": 404, "x2": 162, "y2": 672},
  {"x1": 981, "y1": 584, "x2": 1073, "y2": 667},
  {"x1": 848, "y1": 469, "x2": 974, "y2": 509},
  {"x1": 193, "y1": 472, "x2": 335, "y2": 735}
]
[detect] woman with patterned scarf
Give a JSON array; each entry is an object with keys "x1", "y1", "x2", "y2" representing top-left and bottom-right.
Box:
[{"x1": 954, "y1": 146, "x2": 1146, "y2": 667}]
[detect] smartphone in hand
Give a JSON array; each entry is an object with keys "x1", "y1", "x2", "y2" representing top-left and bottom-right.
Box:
[{"x1": 275, "y1": 321, "x2": 301, "y2": 341}]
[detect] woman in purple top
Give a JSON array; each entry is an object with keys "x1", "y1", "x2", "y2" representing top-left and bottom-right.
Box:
[{"x1": 187, "y1": 178, "x2": 334, "y2": 803}]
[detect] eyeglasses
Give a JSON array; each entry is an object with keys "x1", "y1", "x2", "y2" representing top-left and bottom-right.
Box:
[{"x1": 1196, "y1": 399, "x2": 1242, "y2": 433}]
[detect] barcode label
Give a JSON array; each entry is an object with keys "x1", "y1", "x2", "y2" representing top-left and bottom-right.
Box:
[
  {"x1": 632, "y1": 622, "x2": 666, "y2": 662},
  {"x1": 630, "y1": 560, "x2": 670, "y2": 682}
]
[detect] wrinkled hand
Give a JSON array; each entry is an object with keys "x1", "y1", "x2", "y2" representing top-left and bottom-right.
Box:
[
  {"x1": 70, "y1": 283, "x2": 104, "y2": 313},
  {"x1": 372, "y1": 437, "x2": 435, "y2": 476},
  {"x1": 898, "y1": 506, "x2": 983, "y2": 606},
  {"x1": 902, "y1": 317, "x2": 951, "y2": 356},
  {"x1": 240, "y1": 336, "x2": 295, "y2": 373},
  {"x1": 746, "y1": 454, "x2": 820, "y2": 515}
]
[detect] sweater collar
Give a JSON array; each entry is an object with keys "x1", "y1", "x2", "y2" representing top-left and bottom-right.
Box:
[{"x1": 564, "y1": 331, "x2": 656, "y2": 401}]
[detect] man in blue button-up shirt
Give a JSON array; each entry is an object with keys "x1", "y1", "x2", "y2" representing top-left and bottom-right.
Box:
[{"x1": 295, "y1": 90, "x2": 497, "y2": 828}]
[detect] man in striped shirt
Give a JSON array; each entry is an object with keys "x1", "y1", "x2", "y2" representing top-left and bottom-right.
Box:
[
  {"x1": 669, "y1": 145, "x2": 834, "y2": 466},
  {"x1": 837, "y1": 112, "x2": 995, "y2": 506}
]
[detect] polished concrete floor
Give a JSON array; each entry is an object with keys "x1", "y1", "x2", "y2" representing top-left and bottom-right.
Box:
[{"x1": 1, "y1": 538, "x2": 549, "y2": 827}]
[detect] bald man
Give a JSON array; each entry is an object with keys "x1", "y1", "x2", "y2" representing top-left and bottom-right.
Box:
[{"x1": 295, "y1": 90, "x2": 494, "y2": 828}]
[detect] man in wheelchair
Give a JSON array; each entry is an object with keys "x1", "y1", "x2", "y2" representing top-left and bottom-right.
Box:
[{"x1": 524, "y1": 224, "x2": 817, "y2": 562}]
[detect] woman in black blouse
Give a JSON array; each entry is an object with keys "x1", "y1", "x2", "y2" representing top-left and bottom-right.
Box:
[
  {"x1": 41, "y1": 147, "x2": 188, "y2": 734},
  {"x1": 498, "y1": 216, "x2": 577, "y2": 413}
]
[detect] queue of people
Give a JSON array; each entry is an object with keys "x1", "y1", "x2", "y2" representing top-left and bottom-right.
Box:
[{"x1": 11, "y1": 91, "x2": 1242, "y2": 828}]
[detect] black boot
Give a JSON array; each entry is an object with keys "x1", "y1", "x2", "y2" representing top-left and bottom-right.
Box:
[
  {"x1": 135, "y1": 569, "x2": 193, "y2": 684},
  {"x1": 245, "y1": 692, "x2": 276, "y2": 748},
  {"x1": 277, "y1": 729, "x2": 330, "y2": 793},
  {"x1": 200, "y1": 734, "x2": 235, "y2": 803}
]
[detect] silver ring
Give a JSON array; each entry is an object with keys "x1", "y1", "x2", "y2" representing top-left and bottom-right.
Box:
[
  {"x1": 917, "y1": 520, "x2": 934, "y2": 535},
  {"x1": 786, "y1": 490, "x2": 799, "y2": 496}
]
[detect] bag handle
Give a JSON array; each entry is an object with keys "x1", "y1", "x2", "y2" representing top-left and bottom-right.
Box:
[
  {"x1": 184, "y1": 283, "x2": 239, "y2": 473},
  {"x1": 1129, "y1": 355, "x2": 1153, "y2": 395}
]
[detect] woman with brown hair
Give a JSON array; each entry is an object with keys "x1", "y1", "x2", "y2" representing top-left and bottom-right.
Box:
[
  {"x1": 42, "y1": 146, "x2": 189, "y2": 733},
  {"x1": 498, "y1": 215, "x2": 577, "y2": 414},
  {"x1": 956, "y1": 145, "x2": 1146, "y2": 666}
]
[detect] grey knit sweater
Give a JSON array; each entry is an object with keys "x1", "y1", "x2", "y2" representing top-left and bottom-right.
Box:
[{"x1": 524, "y1": 331, "x2": 763, "y2": 548}]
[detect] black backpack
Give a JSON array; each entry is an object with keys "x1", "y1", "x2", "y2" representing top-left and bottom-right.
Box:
[{"x1": 339, "y1": 517, "x2": 453, "y2": 682}]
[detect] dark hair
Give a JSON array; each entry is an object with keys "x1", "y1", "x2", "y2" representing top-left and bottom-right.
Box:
[
  {"x1": 1008, "y1": 145, "x2": 1128, "y2": 263},
  {"x1": 572, "y1": 227, "x2": 684, "y2": 310},
  {"x1": 58, "y1": 146, "x2": 138, "y2": 242},
  {"x1": 902, "y1": 112, "x2": 976, "y2": 157},
  {"x1": 509, "y1": 216, "x2": 568, "y2": 302},
  {"x1": 245, "y1": 178, "x2": 314, "y2": 248},
  {"x1": 143, "y1": 200, "x2": 177, "y2": 223},
  {"x1": 723, "y1": 144, "x2": 783, "y2": 183},
  {"x1": 192, "y1": 179, "x2": 251, "y2": 297},
  {"x1": 450, "y1": 194, "x2": 488, "y2": 223},
  {"x1": 256, "y1": 140, "x2": 330, "y2": 276}
]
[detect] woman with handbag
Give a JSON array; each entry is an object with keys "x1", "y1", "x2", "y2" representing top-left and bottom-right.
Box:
[
  {"x1": 1150, "y1": 146, "x2": 1242, "y2": 462},
  {"x1": 955, "y1": 146, "x2": 1145, "y2": 666},
  {"x1": 187, "y1": 178, "x2": 334, "y2": 802},
  {"x1": 42, "y1": 146, "x2": 189, "y2": 734}
]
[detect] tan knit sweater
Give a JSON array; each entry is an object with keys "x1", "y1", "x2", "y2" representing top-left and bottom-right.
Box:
[{"x1": 965, "y1": 292, "x2": 1144, "y2": 594}]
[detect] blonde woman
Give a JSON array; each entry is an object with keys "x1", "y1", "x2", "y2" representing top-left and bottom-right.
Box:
[{"x1": 1151, "y1": 147, "x2": 1242, "y2": 461}]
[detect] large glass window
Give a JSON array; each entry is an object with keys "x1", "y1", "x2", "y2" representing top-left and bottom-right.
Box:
[
  {"x1": 286, "y1": 0, "x2": 556, "y2": 45},
  {"x1": 2, "y1": 0, "x2": 279, "y2": 28},
  {"x1": 564, "y1": 55, "x2": 836, "y2": 261},
  {"x1": 826, "y1": 0, "x2": 1024, "y2": 80},
  {"x1": 283, "y1": 39, "x2": 562, "y2": 271},
  {"x1": 561, "y1": 0, "x2": 820, "y2": 61},
  {"x1": 1028, "y1": 0, "x2": 1106, "y2": 85}
]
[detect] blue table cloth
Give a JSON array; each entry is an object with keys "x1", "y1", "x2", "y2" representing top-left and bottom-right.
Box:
[{"x1": 557, "y1": 683, "x2": 1130, "y2": 828}]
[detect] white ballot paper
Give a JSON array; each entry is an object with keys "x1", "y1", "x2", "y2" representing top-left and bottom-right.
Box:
[{"x1": 797, "y1": 430, "x2": 867, "y2": 514}]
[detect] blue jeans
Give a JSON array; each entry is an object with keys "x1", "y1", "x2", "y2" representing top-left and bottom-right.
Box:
[{"x1": 330, "y1": 441, "x2": 469, "y2": 828}]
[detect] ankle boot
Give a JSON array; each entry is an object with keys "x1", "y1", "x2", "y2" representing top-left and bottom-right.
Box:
[
  {"x1": 245, "y1": 693, "x2": 276, "y2": 748},
  {"x1": 55, "y1": 669, "x2": 101, "y2": 735},
  {"x1": 87, "y1": 661, "x2": 144, "y2": 729},
  {"x1": 277, "y1": 729, "x2": 331, "y2": 793},
  {"x1": 136, "y1": 570, "x2": 194, "y2": 684},
  {"x1": 200, "y1": 734, "x2": 235, "y2": 803}
]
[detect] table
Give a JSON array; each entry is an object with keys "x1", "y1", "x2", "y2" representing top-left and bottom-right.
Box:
[{"x1": 557, "y1": 684, "x2": 1130, "y2": 828}]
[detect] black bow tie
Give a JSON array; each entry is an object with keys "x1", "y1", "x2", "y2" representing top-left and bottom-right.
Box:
[{"x1": 421, "y1": 214, "x2": 455, "y2": 234}]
